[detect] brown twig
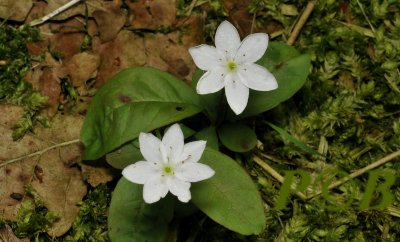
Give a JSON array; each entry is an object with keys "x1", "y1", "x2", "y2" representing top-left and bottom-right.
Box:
[
  {"x1": 308, "y1": 150, "x2": 400, "y2": 199},
  {"x1": 175, "y1": 0, "x2": 198, "y2": 28},
  {"x1": 29, "y1": 0, "x2": 82, "y2": 26},
  {"x1": 0, "y1": 139, "x2": 81, "y2": 167},
  {"x1": 387, "y1": 206, "x2": 400, "y2": 218},
  {"x1": 287, "y1": 1, "x2": 315, "y2": 45},
  {"x1": 253, "y1": 155, "x2": 307, "y2": 200}
]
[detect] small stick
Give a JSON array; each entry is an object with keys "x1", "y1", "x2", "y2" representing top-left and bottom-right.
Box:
[
  {"x1": 186, "y1": 0, "x2": 198, "y2": 17},
  {"x1": 270, "y1": 30, "x2": 284, "y2": 39},
  {"x1": 387, "y1": 206, "x2": 400, "y2": 218},
  {"x1": 356, "y1": 0, "x2": 375, "y2": 34},
  {"x1": 175, "y1": 0, "x2": 198, "y2": 28},
  {"x1": 287, "y1": 1, "x2": 315, "y2": 45},
  {"x1": 308, "y1": 150, "x2": 400, "y2": 199},
  {"x1": 29, "y1": 0, "x2": 82, "y2": 27},
  {"x1": 253, "y1": 155, "x2": 307, "y2": 200},
  {"x1": 0, "y1": 139, "x2": 80, "y2": 167}
]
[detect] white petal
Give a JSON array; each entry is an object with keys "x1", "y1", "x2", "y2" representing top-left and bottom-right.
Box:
[
  {"x1": 224, "y1": 74, "x2": 249, "y2": 115},
  {"x1": 143, "y1": 175, "x2": 169, "y2": 204},
  {"x1": 122, "y1": 161, "x2": 159, "y2": 184},
  {"x1": 175, "y1": 162, "x2": 215, "y2": 182},
  {"x1": 236, "y1": 33, "x2": 269, "y2": 63},
  {"x1": 189, "y1": 45, "x2": 223, "y2": 70},
  {"x1": 196, "y1": 69, "x2": 226, "y2": 94},
  {"x1": 166, "y1": 177, "x2": 191, "y2": 203},
  {"x1": 215, "y1": 21, "x2": 241, "y2": 59},
  {"x1": 181, "y1": 140, "x2": 206, "y2": 163},
  {"x1": 238, "y1": 63, "x2": 278, "y2": 91},
  {"x1": 162, "y1": 124, "x2": 184, "y2": 163},
  {"x1": 139, "y1": 133, "x2": 163, "y2": 164}
]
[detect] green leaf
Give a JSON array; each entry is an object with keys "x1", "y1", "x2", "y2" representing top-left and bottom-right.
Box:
[
  {"x1": 105, "y1": 139, "x2": 142, "y2": 169},
  {"x1": 108, "y1": 178, "x2": 174, "y2": 242},
  {"x1": 218, "y1": 123, "x2": 257, "y2": 152},
  {"x1": 229, "y1": 42, "x2": 311, "y2": 119},
  {"x1": 191, "y1": 148, "x2": 266, "y2": 235},
  {"x1": 266, "y1": 122, "x2": 322, "y2": 156},
  {"x1": 81, "y1": 67, "x2": 203, "y2": 160},
  {"x1": 194, "y1": 126, "x2": 219, "y2": 150},
  {"x1": 179, "y1": 123, "x2": 196, "y2": 139}
]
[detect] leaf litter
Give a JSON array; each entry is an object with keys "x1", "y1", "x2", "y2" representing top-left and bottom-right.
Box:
[{"x1": 0, "y1": 0, "x2": 204, "y2": 240}]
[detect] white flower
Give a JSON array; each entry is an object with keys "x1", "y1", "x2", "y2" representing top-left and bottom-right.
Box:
[
  {"x1": 189, "y1": 21, "x2": 278, "y2": 115},
  {"x1": 122, "y1": 124, "x2": 215, "y2": 204}
]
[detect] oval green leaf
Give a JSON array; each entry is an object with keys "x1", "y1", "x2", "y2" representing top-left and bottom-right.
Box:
[
  {"x1": 191, "y1": 148, "x2": 266, "y2": 235},
  {"x1": 105, "y1": 139, "x2": 142, "y2": 169},
  {"x1": 108, "y1": 177, "x2": 174, "y2": 242},
  {"x1": 218, "y1": 123, "x2": 257, "y2": 152},
  {"x1": 81, "y1": 67, "x2": 203, "y2": 160},
  {"x1": 194, "y1": 126, "x2": 219, "y2": 150}
]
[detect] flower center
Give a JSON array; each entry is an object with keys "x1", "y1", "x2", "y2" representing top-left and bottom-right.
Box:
[
  {"x1": 162, "y1": 165, "x2": 174, "y2": 175},
  {"x1": 226, "y1": 61, "x2": 237, "y2": 71}
]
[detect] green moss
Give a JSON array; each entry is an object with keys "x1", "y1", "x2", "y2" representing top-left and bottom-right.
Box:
[
  {"x1": 10, "y1": 185, "x2": 58, "y2": 239},
  {"x1": 250, "y1": 0, "x2": 400, "y2": 240},
  {"x1": 0, "y1": 24, "x2": 48, "y2": 140},
  {"x1": 62, "y1": 184, "x2": 111, "y2": 242}
]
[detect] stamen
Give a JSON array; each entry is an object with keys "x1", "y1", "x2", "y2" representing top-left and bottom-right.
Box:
[{"x1": 227, "y1": 61, "x2": 237, "y2": 71}]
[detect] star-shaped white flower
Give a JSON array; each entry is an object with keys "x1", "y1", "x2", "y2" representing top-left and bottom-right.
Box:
[
  {"x1": 122, "y1": 124, "x2": 215, "y2": 204},
  {"x1": 189, "y1": 21, "x2": 278, "y2": 115}
]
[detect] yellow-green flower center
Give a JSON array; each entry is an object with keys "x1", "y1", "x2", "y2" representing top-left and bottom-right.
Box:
[
  {"x1": 227, "y1": 61, "x2": 237, "y2": 71},
  {"x1": 163, "y1": 165, "x2": 174, "y2": 175}
]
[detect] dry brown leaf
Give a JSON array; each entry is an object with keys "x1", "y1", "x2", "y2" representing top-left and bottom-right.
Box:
[
  {"x1": 93, "y1": 10, "x2": 127, "y2": 42},
  {"x1": 0, "y1": 0, "x2": 32, "y2": 22},
  {"x1": 223, "y1": 0, "x2": 281, "y2": 36},
  {"x1": 126, "y1": 0, "x2": 176, "y2": 30},
  {"x1": 31, "y1": 146, "x2": 86, "y2": 237},
  {"x1": 95, "y1": 30, "x2": 146, "y2": 86},
  {"x1": 80, "y1": 164, "x2": 114, "y2": 187},
  {"x1": 42, "y1": 0, "x2": 105, "y2": 21},
  {"x1": 64, "y1": 52, "x2": 101, "y2": 87},
  {"x1": 144, "y1": 27, "x2": 202, "y2": 81},
  {"x1": 48, "y1": 18, "x2": 85, "y2": 60},
  {"x1": 222, "y1": 0, "x2": 254, "y2": 37},
  {"x1": 39, "y1": 68, "x2": 62, "y2": 117},
  {"x1": 0, "y1": 105, "x2": 86, "y2": 237},
  {"x1": 0, "y1": 225, "x2": 29, "y2": 242}
]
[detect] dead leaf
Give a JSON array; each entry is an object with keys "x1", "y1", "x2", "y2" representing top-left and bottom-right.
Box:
[
  {"x1": 0, "y1": 105, "x2": 86, "y2": 237},
  {"x1": 223, "y1": 0, "x2": 281, "y2": 36},
  {"x1": 64, "y1": 52, "x2": 101, "y2": 87},
  {"x1": 48, "y1": 18, "x2": 85, "y2": 60},
  {"x1": 126, "y1": 0, "x2": 176, "y2": 30},
  {"x1": 0, "y1": 225, "x2": 29, "y2": 242},
  {"x1": 144, "y1": 30, "x2": 200, "y2": 81},
  {"x1": 143, "y1": 34, "x2": 169, "y2": 72},
  {"x1": 80, "y1": 164, "x2": 114, "y2": 187},
  {"x1": 39, "y1": 0, "x2": 107, "y2": 21},
  {"x1": 93, "y1": 10, "x2": 127, "y2": 42},
  {"x1": 31, "y1": 146, "x2": 86, "y2": 237},
  {"x1": 0, "y1": 0, "x2": 32, "y2": 22},
  {"x1": 95, "y1": 30, "x2": 146, "y2": 87},
  {"x1": 39, "y1": 67, "x2": 61, "y2": 117}
]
